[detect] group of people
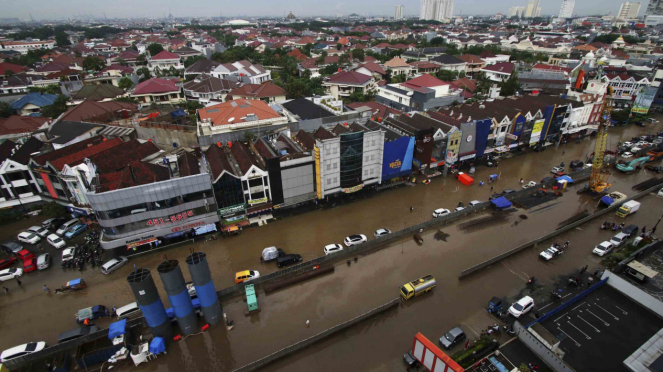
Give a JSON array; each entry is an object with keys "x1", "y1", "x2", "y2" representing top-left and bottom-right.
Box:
[
  {"x1": 601, "y1": 221, "x2": 625, "y2": 231},
  {"x1": 480, "y1": 324, "x2": 500, "y2": 336}
]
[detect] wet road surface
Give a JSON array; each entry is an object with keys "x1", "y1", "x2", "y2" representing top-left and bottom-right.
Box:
[{"x1": 0, "y1": 121, "x2": 661, "y2": 371}]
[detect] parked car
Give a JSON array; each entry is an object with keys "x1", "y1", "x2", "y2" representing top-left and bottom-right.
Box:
[
  {"x1": 64, "y1": 224, "x2": 88, "y2": 239},
  {"x1": 23, "y1": 258, "x2": 36, "y2": 273},
  {"x1": 551, "y1": 166, "x2": 564, "y2": 173},
  {"x1": 344, "y1": 234, "x2": 367, "y2": 247},
  {"x1": 42, "y1": 217, "x2": 66, "y2": 230},
  {"x1": 234, "y1": 270, "x2": 260, "y2": 284},
  {"x1": 403, "y1": 351, "x2": 420, "y2": 368},
  {"x1": 621, "y1": 152, "x2": 633, "y2": 159},
  {"x1": 593, "y1": 241, "x2": 614, "y2": 257},
  {"x1": 27, "y1": 226, "x2": 49, "y2": 238},
  {"x1": 58, "y1": 326, "x2": 98, "y2": 343},
  {"x1": 324, "y1": 244, "x2": 343, "y2": 255},
  {"x1": 47, "y1": 234, "x2": 66, "y2": 249},
  {"x1": 16, "y1": 249, "x2": 34, "y2": 262},
  {"x1": 645, "y1": 165, "x2": 663, "y2": 173},
  {"x1": 0, "y1": 257, "x2": 17, "y2": 270},
  {"x1": 454, "y1": 206, "x2": 465, "y2": 212},
  {"x1": 61, "y1": 247, "x2": 75, "y2": 262},
  {"x1": 569, "y1": 160, "x2": 584, "y2": 169},
  {"x1": 489, "y1": 193, "x2": 503, "y2": 200},
  {"x1": 610, "y1": 232, "x2": 629, "y2": 248},
  {"x1": 508, "y1": 296, "x2": 534, "y2": 318},
  {"x1": 276, "y1": 254, "x2": 303, "y2": 268},
  {"x1": 17, "y1": 232, "x2": 40, "y2": 245},
  {"x1": 439, "y1": 326, "x2": 466, "y2": 349},
  {"x1": 56, "y1": 219, "x2": 80, "y2": 236},
  {"x1": 0, "y1": 268, "x2": 23, "y2": 282},
  {"x1": 623, "y1": 141, "x2": 634, "y2": 148},
  {"x1": 432, "y1": 208, "x2": 451, "y2": 218},
  {"x1": 552, "y1": 171, "x2": 566, "y2": 178},
  {"x1": 522, "y1": 181, "x2": 537, "y2": 189},
  {"x1": 1, "y1": 242, "x2": 22, "y2": 255},
  {"x1": 501, "y1": 189, "x2": 516, "y2": 195},
  {"x1": 116, "y1": 302, "x2": 141, "y2": 319},
  {"x1": 374, "y1": 228, "x2": 392, "y2": 238},
  {"x1": 0, "y1": 342, "x2": 46, "y2": 362},
  {"x1": 623, "y1": 225, "x2": 639, "y2": 237},
  {"x1": 37, "y1": 253, "x2": 51, "y2": 271},
  {"x1": 76, "y1": 305, "x2": 108, "y2": 324},
  {"x1": 539, "y1": 245, "x2": 563, "y2": 261},
  {"x1": 468, "y1": 200, "x2": 481, "y2": 207},
  {"x1": 101, "y1": 256, "x2": 128, "y2": 275}
]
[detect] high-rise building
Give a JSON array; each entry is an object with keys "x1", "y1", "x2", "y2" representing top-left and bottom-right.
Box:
[
  {"x1": 420, "y1": 0, "x2": 454, "y2": 21},
  {"x1": 508, "y1": 6, "x2": 526, "y2": 18},
  {"x1": 617, "y1": 2, "x2": 641, "y2": 19},
  {"x1": 559, "y1": 0, "x2": 575, "y2": 18},
  {"x1": 395, "y1": 5, "x2": 404, "y2": 19},
  {"x1": 647, "y1": 0, "x2": 663, "y2": 15},
  {"x1": 524, "y1": 0, "x2": 540, "y2": 17}
]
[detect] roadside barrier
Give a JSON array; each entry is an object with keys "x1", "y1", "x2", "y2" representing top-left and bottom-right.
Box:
[{"x1": 230, "y1": 298, "x2": 400, "y2": 372}]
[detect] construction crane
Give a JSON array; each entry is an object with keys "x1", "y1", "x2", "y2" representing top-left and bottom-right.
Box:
[{"x1": 588, "y1": 86, "x2": 614, "y2": 194}]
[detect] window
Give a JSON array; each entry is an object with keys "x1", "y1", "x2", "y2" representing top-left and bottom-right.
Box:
[
  {"x1": 371, "y1": 154, "x2": 375, "y2": 161},
  {"x1": 333, "y1": 162, "x2": 338, "y2": 169},
  {"x1": 333, "y1": 177, "x2": 338, "y2": 183},
  {"x1": 371, "y1": 140, "x2": 376, "y2": 146},
  {"x1": 327, "y1": 164, "x2": 331, "y2": 171},
  {"x1": 327, "y1": 179, "x2": 331, "y2": 185},
  {"x1": 370, "y1": 169, "x2": 374, "y2": 175}
]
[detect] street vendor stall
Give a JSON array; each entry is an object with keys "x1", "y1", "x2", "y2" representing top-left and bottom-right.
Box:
[{"x1": 457, "y1": 172, "x2": 474, "y2": 186}]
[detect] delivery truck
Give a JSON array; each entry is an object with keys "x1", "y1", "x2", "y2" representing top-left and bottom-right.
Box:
[
  {"x1": 616, "y1": 200, "x2": 641, "y2": 218},
  {"x1": 400, "y1": 275, "x2": 436, "y2": 300}
]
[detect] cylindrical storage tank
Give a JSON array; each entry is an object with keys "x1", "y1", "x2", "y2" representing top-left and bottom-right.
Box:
[
  {"x1": 127, "y1": 268, "x2": 171, "y2": 339},
  {"x1": 157, "y1": 260, "x2": 197, "y2": 336},
  {"x1": 185, "y1": 252, "x2": 222, "y2": 326}
]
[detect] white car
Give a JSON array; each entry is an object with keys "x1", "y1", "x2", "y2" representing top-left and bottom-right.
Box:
[
  {"x1": 27, "y1": 226, "x2": 49, "y2": 238},
  {"x1": 0, "y1": 268, "x2": 23, "y2": 282},
  {"x1": 610, "y1": 233, "x2": 628, "y2": 248},
  {"x1": 374, "y1": 228, "x2": 392, "y2": 238},
  {"x1": 17, "y1": 232, "x2": 40, "y2": 244},
  {"x1": 344, "y1": 234, "x2": 367, "y2": 247},
  {"x1": 551, "y1": 166, "x2": 564, "y2": 173},
  {"x1": 593, "y1": 241, "x2": 614, "y2": 257},
  {"x1": 508, "y1": 296, "x2": 534, "y2": 318},
  {"x1": 0, "y1": 342, "x2": 46, "y2": 362},
  {"x1": 47, "y1": 234, "x2": 66, "y2": 249},
  {"x1": 61, "y1": 247, "x2": 75, "y2": 262},
  {"x1": 468, "y1": 200, "x2": 481, "y2": 207},
  {"x1": 539, "y1": 245, "x2": 562, "y2": 261},
  {"x1": 454, "y1": 206, "x2": 465, "y2": 212},
  {"x1": 659, "y1": 187, "x2": 663, "y2": 197},
  {"x1": 324, "y1": 244, "x2": 343, "y2": 255},
  {"x1": 623, "y1": 141, "x2": 634, "y2": 148},
  {"x1": 631, "y1": 146, "x2": 642, "y2": 153},
  {"x1": 522, "y1": 181, "x2": 537, "y2": 189},
  {"x1": 433, "y1": 208, "x2": 451, "y2": 218},
  {"x1": 621, "y1": 152, "x2": 633, "y2": 159}
]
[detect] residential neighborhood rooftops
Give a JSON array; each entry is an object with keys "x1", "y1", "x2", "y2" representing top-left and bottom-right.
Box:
[
  {"x1": 327, "y1": 70, "x2": 372, "y2": 85},
  {"x1": 228, "y1": 81, "x2": 285, "y2": 99},
  {"x1": 0, "y1": 116, "x2": 48, "y2": 137},
  {"x1": 384, "y1": 57, "x2": 410, "y2": 68},
  {"x1": 58, "y1": 100, "x2": 137, "y2": 123},
  {"x1": 11, "y1": 92, "x2": 58, "y2": 110},
  {"x1": 482, "y1": 62, "x2": 515, "y2": 74},
  {"x1": 72, "y1": 84, "x2": 124, "y2": 101},
  {"x1": 430, "y1": 54, "x2": 466, "y2": 65},
  {"x1": 185, "y1": 59, "x2": 221, "y2": 74},
  {"x1": 198, "y1": 99, "x2": 281, "y2": 126},
  {"x1": 281, "y1": 98, "x2": 335, "y2": 120},
  {"x1": 150, "y1": 50, "x2": 180, "y2": 60},
  {"x1": 133, "y1": 77, "x2": 180, "y2": 95}
]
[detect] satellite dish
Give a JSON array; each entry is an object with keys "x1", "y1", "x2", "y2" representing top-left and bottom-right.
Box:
[
  {"x1": 228, "y1": 117, "x2": 235, "y2": 122},
  {"x1": 407, "y1": 91, "x2": 414, "y2": 96}
]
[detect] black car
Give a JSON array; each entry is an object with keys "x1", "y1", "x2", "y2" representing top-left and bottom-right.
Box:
[
  {"x1": 569, "y1": 160, "x2": 584, "y2": 169},
  {"x1": 58, "y1": 325, "x2": 99, "y2": 343},
  {"x1": 502, "y1": 189, "x2": 516, "y2": 195},
  {"x1": 645, "y1": 165, "x2": 663, "y2": 173},
  {"x1": 42, "y1": 217, "x2": 67, "y2": 230},
  {"x1": 1, "y1": 241, "x2": 23, "y2": 255},
  {"x1": 623, "y1": 225, "x2": 639, "y2": 237},
  {"x1": 635, "y1": 121, "x2": 646, "y2": 127},
  {"x1": 276, "y1": 254, "x2": 303, "y2": 268},
  {"x1": 489, "y1": 193, "x2": 502, "y2": 200},
  {"x1": 403, "y1": 351, "x2": 420, "y2": 368}
]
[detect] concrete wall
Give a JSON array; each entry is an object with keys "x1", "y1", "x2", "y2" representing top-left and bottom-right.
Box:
[
  {"x1": 134, "y1": 126, "x2": 199, "y2": 148},
  {"x1": 603, "y1": 270, "x2": 663, "y2": 318},
  {"x1": 514, "y1": 321, "x2": 575, "y2": 372}
]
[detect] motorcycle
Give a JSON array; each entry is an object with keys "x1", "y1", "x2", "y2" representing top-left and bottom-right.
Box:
[
  {"x1": 550, "y1": 290, "x2": 562, "y2": 301},
  {"x1": 504, "y1": 325, "x2": 516, "y2": 336},
  {"x1": 526, "y1": 276, "x2": 537, "y2": 285}
]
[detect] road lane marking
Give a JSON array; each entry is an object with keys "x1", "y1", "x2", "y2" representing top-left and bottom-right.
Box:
[
  {"x1": 557, "y1": 327, "x2": 581, "y2": 347},
  {"x1": 614, "y1": 305, "x2": 629, "y2": 315},
  {"x1": 554, "y1": 312, "x2": 569, "y2": 323},
  {"x1": 577, "y1": 314, "x2": 600, "y2": 333},
  {"x1": 571, "y1": 302, "x2": 584, "y2": 311},
  {"x1": 595, "y1": 304, "x2": 619, "y2": 320},
  {"x1": 586, "y1": 310, "x2": 610, "y2": 326},
  {"x1": 539, "y1": 303, "x2": 554, "y2": 311},
  {"x1": 567, "y1": 321, "x2": 592, "y2": 340}
]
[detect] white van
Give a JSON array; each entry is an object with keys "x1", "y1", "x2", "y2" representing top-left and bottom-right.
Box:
[
  {"x1": 56, "y1": 219, "x2": 79, "y2": 236},
  {"x1": 116, "y1": 302, "x2": 141, "y2": 319},
  {"x1": 1, "y1": 342, "x2": 46, "y2": 362}
]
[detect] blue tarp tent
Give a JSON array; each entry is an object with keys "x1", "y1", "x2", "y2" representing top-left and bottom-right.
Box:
[
  {"x1": 600, "y1": 195, "x2": 614, "y2": 205},
  {"x1": 149, "y1": 337, "x2": 166, "y2": 354},
  {"x1": 108, "y1": 319, "x2": 127, "y2": 339},
  {"x1": 171, "y1": 108, "x2": 186, "y2": 119},
  {"x1": 67, "y1": 278, "x2": 82, "y2": 286},
  {"x1": 556, "y1": 175, "x2": 573, "y2": 183},
  {"x1": 491, "y1": 197, "x2": 512, "y2": 210}
]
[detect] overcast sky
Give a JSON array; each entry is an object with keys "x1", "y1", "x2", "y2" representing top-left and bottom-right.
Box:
[{"x1": 0, "y1": 0, "x2": 651, "y2": 20}]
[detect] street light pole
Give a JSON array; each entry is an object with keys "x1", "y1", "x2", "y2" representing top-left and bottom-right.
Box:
[{"x1": 653, "y1": 213, "x2": 663, "y2": 234}]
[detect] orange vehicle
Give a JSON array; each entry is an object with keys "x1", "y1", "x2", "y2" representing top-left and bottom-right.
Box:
[{"x1": 647, "y1": 150, "x2": 663, "y2": 161}]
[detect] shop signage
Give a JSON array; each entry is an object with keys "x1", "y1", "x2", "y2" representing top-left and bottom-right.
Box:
[
  {"x1": 218, "y1": 204, "x2": 245, "y2": 216},
  {"x1": 127, "y1": 237, "x2": 157, "y2": 249},
  {"x1": 466, "y1": 135, "x2": 473, "y2": 142},
  {"x1": 506, "y1": 133, "x2": 518, "y2": 140},
  {"x1": 30, "y1": 164, "x2": 53, "y2": 174},
  {"x1": 146, "y1": 210, "x2": 193, "y2": 226},
  {"x1": 343, "y1": 184, "x2": 363, "y2": 194},
  {"x1": 67, "y1": 206, "x2": 90, "y2": 216},
  {"x1": 249, "y1": 185, "x2": 264, "y2": 194},
  {"x1": 459, "y1": 154, "x2": 476, "y2": 161},
  {"x1": 248, "y1": 197, "x2": 268, "y2": 205},
  {"x1": 171, "y1": 220, "x2": 207, "y2": 233},
  {"x1": 389, "y1": 159, "x2": 402, "y2": 169}
]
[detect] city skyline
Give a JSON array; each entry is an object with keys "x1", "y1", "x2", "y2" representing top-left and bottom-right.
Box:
[{"x1": 0, "y1": 0, "x2": 652, "y2": 20}]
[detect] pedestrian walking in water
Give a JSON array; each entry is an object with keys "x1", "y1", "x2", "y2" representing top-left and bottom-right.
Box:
[
  {"x1": 16, "y1": 278, "x2": 21, "y2": 286},
  {"x1": 490, "y1": 185, "x2": 494, "y2": 191},
  {"x1": 43, "y1": 285, "x2": 49, "y2": 293},
  {"x1": 410, "y1": 206, "x2": 414, "y2": 212},
  {"x1": 594, "y1": 268, "x2": 600, "y2": 277},
  {"x1": 563, "y1": 150, "x2": 565, "y2": 155},
  {"x1": 642, "y1": 226, "x2": 647, "y2": 233},
  {"x1": 305, "y1": 320, "x2": 310, "y2": 327},
  {"x1": 3, "y1": 287, "x2": 8, "y2": 294}
]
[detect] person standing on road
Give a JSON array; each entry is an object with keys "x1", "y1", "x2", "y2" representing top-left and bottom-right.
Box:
[
  {"x1": 490, "y1": 185, "x2": 494, "y2": 191},
  {"x1": 642, "y1": 226, "x2": 647, "y2": 233},
  {"x1": 16, "y1": 278, "x2": 21, "y2": 286},
  {"x1": 3, "y1": 287, "x2": 8, "y2": 294},
  {"x1": 43, "y1": 285, "x2": 49, "y2": 293}
]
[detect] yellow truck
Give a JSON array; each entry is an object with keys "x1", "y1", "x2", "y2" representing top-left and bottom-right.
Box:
[
  {"x1": 400, "y1": 275, "x2": 436, "y2": 300},
  {"x1": 616, "y1": 200, "x2": 641, "y2": 218}
]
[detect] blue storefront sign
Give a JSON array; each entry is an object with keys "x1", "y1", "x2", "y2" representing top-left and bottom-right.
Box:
[
  {"x1": 382, "y1": 136, "x2": 415, "y2": 181},
  {"x1": 67, "y1": 206, "x2": 89, "y2": 216}
]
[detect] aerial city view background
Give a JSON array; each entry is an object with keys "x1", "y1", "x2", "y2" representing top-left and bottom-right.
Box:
[{"x1": 1, "y1": 0, "x2": 663, "y2": 371}]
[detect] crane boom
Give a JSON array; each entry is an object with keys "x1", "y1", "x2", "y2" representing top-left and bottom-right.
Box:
[{"x1": 589, "y1": 86, "x2": 613, "y2": 194}]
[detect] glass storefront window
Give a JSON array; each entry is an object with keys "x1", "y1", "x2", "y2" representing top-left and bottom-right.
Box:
[{"x1": 95, "y1": 190, "x2": 210, "y2": 220}]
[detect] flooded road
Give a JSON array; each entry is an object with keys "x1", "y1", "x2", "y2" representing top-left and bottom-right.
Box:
[{"x1": 0, "y1": 121, "x2": 661, "y2": 371}]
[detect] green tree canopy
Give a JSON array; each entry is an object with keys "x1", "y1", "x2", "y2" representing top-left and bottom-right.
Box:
[
  {"x1": 499, "y1": 71, "x2": 520, "y2": 96},
  {"x1": 82, "y1": 56, "x2": 105, "y2": 72},
  {"x1": 0, "y1": 102, "x2": 12, "y2": 118},
  {"x1": 352, "y1": 48, "x2": 365, "y2": 62},
  {"x1": 118, "y1": 77, "x2": 134, "y2": 91},
  {"x1": 41, "y1": 95, "x2": 69, "y2": 119},
  {"x1": 147, "y1": 43, "x2": 164, "y2": 56},
  {"x1": 184, "y1": 55, "x2": 206, "y2": 67}
]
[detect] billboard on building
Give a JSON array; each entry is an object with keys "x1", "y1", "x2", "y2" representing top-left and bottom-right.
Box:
[
  {"x1": 529, "y1": 119, "x2": 545, "y2": 145},
  {"x1": 458, "y1": 121, "x2": 477, "y2": 158},
  {"x1": 382, "y1": 136, "x2": 415, "y2": 181},
  {"x1": 632, "y1": 86, "x2": 657, "y2": 114}
]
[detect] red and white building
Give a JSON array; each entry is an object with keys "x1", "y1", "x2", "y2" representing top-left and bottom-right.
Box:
[
  {"x1": 147, "y1": 50, "x2": 184, "y2": 73},
  {"x1": 131, "y1": 78, "x2": 183, "y2": 105},
  {"x1": 0, "y1": 40, "x2": 55, "y2": 54}
]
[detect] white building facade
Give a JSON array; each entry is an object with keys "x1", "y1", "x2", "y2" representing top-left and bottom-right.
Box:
[{"x1": 420, "y1": 0, "x2": 454, "y2": 21}]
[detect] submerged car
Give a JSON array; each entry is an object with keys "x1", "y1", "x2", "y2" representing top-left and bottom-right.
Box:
[
  {"x1": 344, "y1": 234, "x2": 367, "y2": 247},
  {"x1": 593, "y1": 241, "x2": 614, "y2": 257},
  {"x1": 539, "y1": 245, "x2": 563, "y2": 261}
]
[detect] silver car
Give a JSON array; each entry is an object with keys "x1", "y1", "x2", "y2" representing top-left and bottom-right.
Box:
[{"x1": 101, "y1": 256, "x2": 128, "y2": 275}]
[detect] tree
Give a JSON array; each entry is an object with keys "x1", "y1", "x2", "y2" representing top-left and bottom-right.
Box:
[
  {"x1": 55, "y1": 32, "x2": 70, "y2": 47},
  {"x1": 435, "y1": 69, "x2": 459, "y2": 82},
  {"x1": 42, "y1": 202, "x2": 67, "y2": 218},
  {"x1": 302, "y1": 43, "x2": 314, "y2": 57},
  {"x1": 184, "y1": 55, "x2": 206, "y2": 67},
  {"x1": 28, "y1": 84, "x2": 61, "y2": 95},
  {"x1": 41, "y1": 95, "x2": 69, "y2": 119},
  {"x1": 114, "y1": 96, "x2": 138, "y2": 104},
  {"x1": 500, "y1": 71, "x2": 520, "y2": 96},
  {"x1": 118, "y1": 77, "x2": 134, "y2": 91},
  {"x1": 82, "y1": 56, "x2": 105, "y2": 72},
  {"x1": 391, "y1": 73, "x2": 407, "y2": 83},
  {"x1": 285, "y1": 79, "x2": 308, "y2": 99},
  {"x1": 352, "y1": 48, "x2": 365, "y2": 62},
  {"x1": 116, "y1": 57, "x2": 128, "y2": 66},
  {"x1": 337, "y1": 43, "x2": 343, "y2": 50},
  {"x1": 0, "y1": 102, "x2": 12, "y2": 118},
  {"x1": 147, "y1": 43, "x2": 164, "y2": 56},
  {"x1": 338, "y1": 53, "x2": 350, "y2": 65},
  {"x1": 137, "y1": 67, "x2": 152, "y2": 82},
  {"x1": 185, "y1": 100, "x2": 204, "y2": 113},
  {"x1": 137, "y1": 54, "x2": 147, "y2": 66}
]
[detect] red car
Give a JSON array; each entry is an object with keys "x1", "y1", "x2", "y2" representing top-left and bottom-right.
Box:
[
  {"x1": 16, "y1": 249, "x2": 34, "y2": 262},
  {"x1": 23, "y1": 258, "x2": 36, "y2": 273},
  {"x1": 553, "y1": 171, "x2": 567, "y2": 178},
  {"x1": 0, "y1": 257, "x2": 16, "y2": 270}
]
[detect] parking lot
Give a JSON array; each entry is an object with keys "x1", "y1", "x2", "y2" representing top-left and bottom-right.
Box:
[{"x1": 537, "y1": 284, "x2": 663, "y2": 372}]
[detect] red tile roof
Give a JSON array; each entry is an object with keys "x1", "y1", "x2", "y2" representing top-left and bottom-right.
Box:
[
  {"x1": 133, "y1": 78, "x2": 179, "y2": 95},
  {"x1": 50, "y1": 137, "x2": 124, "y2": 171},
  {"x1": 96, "y1": 160, "x2": 170, "y2": 192},
  {"x1": 150, "y1": 50, "x2": 180, "y2": 60},
  {"x1": 198, "y1": 99, "x2": 281, "y2": 126},
  {"x1": 402, "y1": 74, "x2": 448, "y2": 88},
  {"x1": 59, "y1": 101, "x2": 137, "y2": 122},
  {"x1": 328, "y1": 71, "x2": 372, "y2": 85},
  {"x1": 532, "y1": 63, "x2": 572, "y2": 74},
  {"x1": 0, "y1": 62, "x2": 28, "y2": 76},
  {"x1": 458, "y1": 54, "x2": 484, "y2": 64},
  {"x1": 33, "y1": 136, "x2": 105, "y2": 165},
  {"x1": 356, "y1": 62, "x2": 386, "y2": 75},
  {"x1": 228, "y1": 81, "x2": 285, "y2": 99},
  {"x1": 0, "y1": 116, "x2": 47, "y2": 136},
  {"x1": 89, "y1": 139, "x2": 161, "y2": 173},
  {"x1": 346, "y1": 101, "x2": 401, "y2": 119},
  {"x1": 482, "y1": 62, "x2": 515, "y2": 74}
]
